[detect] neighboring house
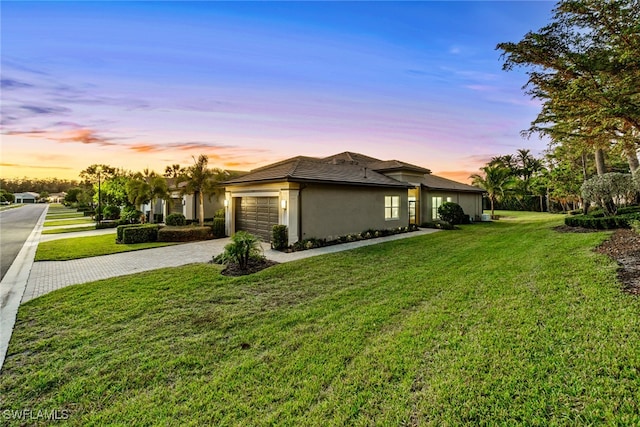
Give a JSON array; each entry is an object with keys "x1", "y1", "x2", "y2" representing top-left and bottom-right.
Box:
[
  {"x1": 48, "y1": 192, "x2": 66, "y2": 203},
  {"x1": 223, "y1": 152, "x2": 485, "y2": 243},
  {"x1": 144, "y1": 171, "x2": 246, "y2": 223},
  {"x1": 13, "y1": 192, "x2": 39, "y2": 203}
]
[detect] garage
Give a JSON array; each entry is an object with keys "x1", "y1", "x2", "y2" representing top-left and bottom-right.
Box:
[{"x1": 235, "y1": 196, "x2": 279, "y2": 241}]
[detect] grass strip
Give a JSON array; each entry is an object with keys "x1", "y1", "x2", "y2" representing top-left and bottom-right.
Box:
[
  {"x1": 34, "y1": 234, "x2": 175, "y2": 261},
  {"x1": 43, "y1": 218, "x2": 95, "y2": 227},
  {"x1": 41, "y1": 226, "x2": 101, "y2": 234},
  {"x1": 3, "y1": 212, "x2": 639, "y2": 425}
]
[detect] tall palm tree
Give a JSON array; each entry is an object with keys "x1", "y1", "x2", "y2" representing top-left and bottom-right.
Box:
[
  {"x1": 126, "y1": 170, "x2": 168, "y2": 223},
  {"x1": 178, "y1": 155, "x2": 223, "y2": 226},
  {"x1": 470, "y1": 166, "x2": 514, "y2": 217}
]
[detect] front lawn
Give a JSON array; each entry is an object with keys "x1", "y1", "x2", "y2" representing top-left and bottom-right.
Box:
[
  {"x1": 34, "y1": 234, "x2": 175, "y2": 261},
  {"x1": 3, "y1": 212, "x2": 639, "y2": 425}
]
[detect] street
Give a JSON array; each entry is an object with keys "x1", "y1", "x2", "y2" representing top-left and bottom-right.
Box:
[{"x1": 0, "y1": 204, "x2": 47, "y2": 281}]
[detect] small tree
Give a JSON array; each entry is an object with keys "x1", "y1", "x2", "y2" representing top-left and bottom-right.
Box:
[
  {"x1": 581, "y1": 173, "x2": 634, "y2": 216},
  {"x1": 217, "y1": 231, "x2": 263, "y2": 271},
  {"x1": 178, "y1": 155, "x2": 224, "y2": 226},
  {"x1": 126, "y1": 170, "x2": 168, "y2": 223}
]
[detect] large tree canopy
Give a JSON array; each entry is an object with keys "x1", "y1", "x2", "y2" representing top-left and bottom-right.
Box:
[{"x1": 497, "y1": 0, "x2": 640, "y2": 174}]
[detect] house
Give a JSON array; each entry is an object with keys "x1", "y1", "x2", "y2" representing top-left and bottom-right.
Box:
[
  {"x1": 47, "y1": 192, "x2": 66, "y2": 203},
  {"x1": 222, "y1": 152, "x2": 485, "y2": 243},
  {"x1": 144, "y1": 171, "x2": 246, "y2": 223},
  {"x1": 13, "y1": 192, "x2": 39, "y2": 204}
]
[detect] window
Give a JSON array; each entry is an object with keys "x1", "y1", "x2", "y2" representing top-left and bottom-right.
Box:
[
  {"x1": 385, "y1": 196, "x2": 400, "y2": 220},
  {"x1": 432, "y1": 196, "x2": 443, "y2": 219}
]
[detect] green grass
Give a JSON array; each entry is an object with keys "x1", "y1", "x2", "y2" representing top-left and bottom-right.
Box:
[
  {"x1": 3, "y1": 212, "x2": 639, "y2": 425},
  {"x1": 41, "y1": 225, "x2": 102, "y2": 234},
  {"x1": 34, "y1": 234, "x2": 175, "y2": 261},
  {"x1": 45, "y1": 212, "x2": 86, "y2": 219},
  {"x1": 43, "y1": 218, "x2": 95, "y2": 227}
]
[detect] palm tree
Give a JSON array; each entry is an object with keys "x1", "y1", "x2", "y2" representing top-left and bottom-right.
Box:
[
  {"x1": 470, "y1": 166, "x2": 514, "y2": 217},
  {"x1": 126, "y1": 170, "x2": 168, "y2": 223},
  {"x1": 178, "y1": 155, "x2": 223, "y2": 226}
]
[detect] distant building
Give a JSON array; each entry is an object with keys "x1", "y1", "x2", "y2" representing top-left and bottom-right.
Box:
[
  {"x1": 48, "y1": 192, "x2": 67, "y2": 203},
  {"x1": 13, "y1": 192, "x2": 39, "y2": 203}
]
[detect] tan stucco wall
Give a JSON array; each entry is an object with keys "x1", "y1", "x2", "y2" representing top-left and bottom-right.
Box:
[
  {"x1": 421, "y1": 190, "x2": 483, "y2": 222},
  {"x1": 184, "y1": 192, "x2": 225, "y2": 221},
  {"x1": 300, "y1": 184, "x2": 408, "y2": 240}
]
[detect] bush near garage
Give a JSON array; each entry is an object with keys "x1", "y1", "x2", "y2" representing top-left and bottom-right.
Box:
[
  {"x1": 158, "y1": 226, "x2": 212, "y2": 242},
  {"x1": 122, "y1": 224, "x2": 159, "y2": 244}
]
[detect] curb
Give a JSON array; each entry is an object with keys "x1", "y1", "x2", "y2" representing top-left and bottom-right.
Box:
[{"x1": 0, "y1": 205, "x2": 48, "y2": 371}]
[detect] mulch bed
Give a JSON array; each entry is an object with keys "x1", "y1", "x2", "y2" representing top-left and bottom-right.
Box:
[
  {"x1": 219, "y1": 258, "x2": 279, "y2": 277},
  {"x1": 555, "y1": 225, "x2": 640, "y2": 295},
  {"x1": 594, "y1": 229, "x2": 640, "y2": 295}
]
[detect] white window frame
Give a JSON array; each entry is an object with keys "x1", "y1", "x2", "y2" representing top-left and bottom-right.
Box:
[
  {"x1": 432, "y1": 196, "x2": 443, "y2": 219},
  {"x1": 385, "y1": 196, "x2": 400, "y2": 220}
]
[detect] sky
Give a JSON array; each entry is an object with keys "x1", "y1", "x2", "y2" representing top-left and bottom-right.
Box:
[{"x1": 1, "y1": 1, "x2": 555, "y2": 183}]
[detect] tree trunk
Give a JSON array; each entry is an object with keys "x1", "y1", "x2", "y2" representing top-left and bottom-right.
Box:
[
  {"x1": 490, "y1": 196, "x2": 495, "y2": 217},
  {"x1": 199, "y1": 191, "x2": 205, "y2": 226},
  {"x1": 149, "y1": 200, "x2": 154, "y2": 223},
  {"x1": 595, "y1": 148, "x2": 606, "y2": 176}
]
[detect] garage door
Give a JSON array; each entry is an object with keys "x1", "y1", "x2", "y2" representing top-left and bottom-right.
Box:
[{"x1": 235, "y1": 197, "x2": 279, "y2": 241}]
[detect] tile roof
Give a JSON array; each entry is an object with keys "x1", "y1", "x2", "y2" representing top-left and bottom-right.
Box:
[
  {"x1": 224, "y1": 156, "x2": 410, "y2": 188},
  {"x1": 322, "y1": 152, "x2": 430, "y2": 173},
  {"x1": 224, "y1": 151, "x2": 481, "y2": 192},
  {"x1": 419, "y1": 174, "x2": 485, "y2": 193}
]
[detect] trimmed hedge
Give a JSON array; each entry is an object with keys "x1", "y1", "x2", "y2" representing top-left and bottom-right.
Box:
[
  {"x1": 158, "y1": 226, "x2": 211, "y2": 242},
  {"x1": 122, "y1": 224, "x2": 159, "y2": 244},
  {"x1": 116, "y1": 224, "x2": 142, "y2": 243},
  {"x1": 166, "y1": 213, "x2": 186, "y2": 226},
  {"x1": 565, "y1": 212, "x2": 640, "y2": 229}
]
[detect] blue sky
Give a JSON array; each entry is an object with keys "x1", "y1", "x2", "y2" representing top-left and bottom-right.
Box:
[{"x1": 1, "y1": 1, "x2": 554, "y2": 182}]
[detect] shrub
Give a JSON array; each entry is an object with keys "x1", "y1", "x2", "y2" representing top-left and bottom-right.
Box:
[
  {"x1": 421, "y1": 220, "x2": 456, "y2": 230},
  {"x1": 581, "y1": 172, "x2": 635, "y2": 216},
  {"x1": 166, "y1": 213, "x2": 186, "y2": 226},
  {"x1": 214, "y1": 208, "x2": 225, "y2": 219},
  {"x1": 630, "y1": 219, "x2": 640, "y2": 234},
  {"x1": 216, "y1": 231, "x2": 263, "y2": 270},
  {"x1": 158, "y1": 226, "x2": 211, "y2": 242},
  {"x1": 102, "y1": 204, "x2": 121, "y2": 220},
  {"x1": 116, "y1": 224, "x2": 141, "y2": 243},
  {"x1": 272, "y1": 225, "x2": 288, "y2": 250},
  {"x1": 437, "y1": 202, "x2": 467, "y2": 225},
  {"x1": 564, "y1": 212, "x2": 640, "y2": 229},
  {"x1": 121, "y1": 206, "x2": 142, "y2": 224},
  {"x1": 122, "y1": 224, "x2": 159, "y2": 244},
  {"x1": 212, "y1": 218, "x2": 226, "y2": 237}
]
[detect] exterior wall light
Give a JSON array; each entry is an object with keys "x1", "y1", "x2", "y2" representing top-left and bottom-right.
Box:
[
  {"x1": 281, "y1": 199, "x2": 287, "y2": 210},
  {"x1": 223, "y1": 199, "x2": 229, "y2": 207}
]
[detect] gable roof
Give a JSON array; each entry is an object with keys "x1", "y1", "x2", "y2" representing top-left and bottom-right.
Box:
[
  {"x1": 224, "y1": 155, "x2": 411, "y2": 188},
  {"x1": 419, "y1": 174, "x2": 485, "y2": 193}
]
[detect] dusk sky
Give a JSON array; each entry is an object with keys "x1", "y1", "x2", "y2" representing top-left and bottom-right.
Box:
[{"x1": 1, "y1": 1, "x2": 554, "y2": 183}]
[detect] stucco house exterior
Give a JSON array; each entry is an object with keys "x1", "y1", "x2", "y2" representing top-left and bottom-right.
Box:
[
  {"x1": 13, "y1": 192, "x2": 39, "y2": 203},
  {"x1": 223, "y1": 152, "x2": 485, "y2": 243}
]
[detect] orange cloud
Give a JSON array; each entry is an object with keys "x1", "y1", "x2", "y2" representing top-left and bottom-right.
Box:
[
  {"x1": 55, "y1": 128, "x2": 115, "y2": 146},
  {"x1": 435, "y1": 170, "x2": 477, "y2": 184}
]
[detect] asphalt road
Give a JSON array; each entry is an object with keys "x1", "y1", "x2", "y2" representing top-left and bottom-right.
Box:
[{"x1": 0, "y1": 204, "x2": 47, "y2": 281}]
